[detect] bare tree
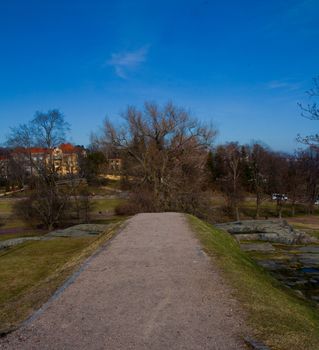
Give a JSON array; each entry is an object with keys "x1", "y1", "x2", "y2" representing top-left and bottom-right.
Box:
[
  {"x1": 6, "y1": 110, "x2": 89, "y2": 229},
  {"x1": 298, "y1": 148, "x2": 319, "y2": 214},
  {"x1": 32, "y1": 109, "x2": 70, "y2": 149},
  {"x1": 95, "y1": 102, "x2": 216, "y2": 214},
  {"x1": 261, "y1": 151, "x2": 289, "y2": 219},
  {"x1": 13, "y1": 176, "x2": 72, "y2": 230},
  {"x1": 284, "y1": 154, "x2": 305, "y2": 216},
  {"x1": 6, "y1": 109, "x2": 70, "y2": 177},
  {"x1": 213, "y1": 143, "x2": 244, "y2": 221},
  {"x1": 246, "y1": 143, "x2": 271, "y2": 218},
  {"x1": 298, "y1": 76, "x2": 319, "y2": 147}
]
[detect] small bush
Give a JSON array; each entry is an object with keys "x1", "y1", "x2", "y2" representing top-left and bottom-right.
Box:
[
  {"x1": 13, "y1": 197, "x2": 42, "y2": 228},
  {"x1": 115, "y1": 189, "x2": 156, "y2": 215},
  {"x1": 115, "y1": 202, "x2": 138, "y2": 216},
  {"x1": 12, "y1": 182, "x2": 73, "y2": 230}
]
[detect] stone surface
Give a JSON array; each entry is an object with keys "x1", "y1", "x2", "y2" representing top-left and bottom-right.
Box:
[
  {"x1": 0, "y1": 224, "x2": 110, "y2": 250},
  {"x1": 216, "y1": 219, "x2": 317, "y2": 244},
  {"x1": 246, "y1": 242, "x2": 319, "y2": 304},
  {"x1": 240, "y1": 242, "x2": 275, "y2": 252},
  {"x1": 46, "y1": 224, "x2": 109, "y2": 237},
  {"x1": 0, "y1": 236, "x2": 52, "y2": 250}
]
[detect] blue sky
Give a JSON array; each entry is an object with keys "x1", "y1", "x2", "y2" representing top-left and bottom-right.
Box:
[{"x1": 0, "y1": 0, "x2": 318, "y2": 151}]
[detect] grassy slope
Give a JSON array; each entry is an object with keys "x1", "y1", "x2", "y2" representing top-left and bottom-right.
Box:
[
  {"x1": 188, "y1": 215, "x2": 319, "y2": 350},
  {"x1": 0, "y1": 220, "x2": 125, "y2": 334}
]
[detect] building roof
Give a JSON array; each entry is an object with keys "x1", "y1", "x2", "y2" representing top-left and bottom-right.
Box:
[
  {"x1": 12, "y1": 147, "x2": 49, "y2": 155},
  {"x1": 0, "y1": 143, "x2": 82, "y2": 160},
  {"x1": 59, "y1": 143, "x2": 81, "y2": 153}
]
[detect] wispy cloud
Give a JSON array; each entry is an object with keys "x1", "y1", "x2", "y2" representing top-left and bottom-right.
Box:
[
  {"x1": 266, "y1": 80, "x2": 302, "y2": 91},
  {"x1": 107, "y1": 46, "x2": 149, "y2": 79}
]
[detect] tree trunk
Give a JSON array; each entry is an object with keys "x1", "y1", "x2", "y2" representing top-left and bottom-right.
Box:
[
  {"x1": 308, "y1": 202, "x2": 314, "y2": 215},
  {"x1": 291, "y1": 203, "x2": 295, "y2": 216},
  {"x1": 278, "y1": 208, "x2": 282, "y2": 219},
  {"x1": 235, "y1": 205, "x2": 240, "y2": 221},
  {"x1": 256, "y1": 193, "x2": 261, "y2": 219},
  {"x1": 277, "y1": 200, "x2": 283, "y2": 219}
]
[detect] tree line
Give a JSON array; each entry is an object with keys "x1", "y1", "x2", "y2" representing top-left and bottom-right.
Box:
[
  {"x1": 1, "y1": 76, "x2": 318, "y2": 227},
  {"x1": 208, "y1": 143, "x2": 319, "y2": 220},
  {"x1": 90, "y1": 101, "x2": 318, "y2": 221}
]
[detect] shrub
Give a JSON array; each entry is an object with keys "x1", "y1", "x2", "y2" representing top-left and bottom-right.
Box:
[
  {"x1": 115, "y1": 202, "x2": 138, "y2": 216},
  {"x1": 115, "y1": 189, "x2": 156, "y2": 215}
]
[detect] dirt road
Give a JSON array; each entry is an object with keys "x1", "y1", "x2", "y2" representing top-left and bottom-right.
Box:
[{"x1": 1, "y1": 213, "x2": 247, "y2": 349}]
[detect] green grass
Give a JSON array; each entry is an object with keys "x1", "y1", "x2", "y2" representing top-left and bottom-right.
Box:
[
  {"x1": 189, "y1": 215, "x2": 319, "y2": 350},
  {"x1": 92, "y1": 198, "x2": 125, "y2": 212},
  {"x1": 0, "y1": 219, "x2": 125, "y2": 334},
  {"x1": 240, "y1": 200, "x2": 314, "y2": 219},
  {"x1": 0, "y1": 201, "x2": 13, "y2": 214},
  {"x1": 86, "y1": 186, "x2": 112, "y2": 196},
  {"x1": 0, "y1": 218, "x2": 28, "y2": 229},
  {"x1": 307, "y1": 230, "x2": 319, "y2": 239},
  {"x1": 87, "y1": 180, "x2": 122, "y2": 194},
  {"x1": 289, "y1": 223, "x2": 319, "y2": 240}
]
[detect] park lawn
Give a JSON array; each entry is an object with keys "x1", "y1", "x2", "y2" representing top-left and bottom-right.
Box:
[
  {"x1": 87, "y1": 180, "x2": 122, "y2": 195},
  {"x1": 240, "y1": 199, "x2": 317, "y2": 219},
  {"x1": 0, "y1": 200, "x2": 13, "y2": 215},
  {"x1": 0, "y1": 217, "x2": 38, "y2": 242},
  {"x1": 1, "y1": 219, "x2": 27, "y2": 229},
  {"x1": 86, "y1": 186, "x2": 113, "y2": 196},
  {"x1": 189, "y1": 215, "x2": 319, "y2": 350},
  {"x1": 92, "y1": 198, "x2": 125, "y2": 212},
  {"x1": 0, "y1": 220, "x2": 124, "y2": 334}
]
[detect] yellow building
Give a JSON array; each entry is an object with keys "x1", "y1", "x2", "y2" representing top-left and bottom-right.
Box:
[
  {"x1": 0, "y1": 143, "x2": 85, "y2": 178},
  {"x1": 52, "y1": 143, "x2": 85, "y2": 175}
]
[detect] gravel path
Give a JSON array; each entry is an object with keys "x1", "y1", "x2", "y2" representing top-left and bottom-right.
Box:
[{"x1": 0, "y1": 213, "x2": 248, "y2": 350}]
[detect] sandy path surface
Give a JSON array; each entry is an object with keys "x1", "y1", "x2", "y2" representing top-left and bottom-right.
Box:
[{"x1": 0, "y1": 213, "x2": 247, "y2": 350}]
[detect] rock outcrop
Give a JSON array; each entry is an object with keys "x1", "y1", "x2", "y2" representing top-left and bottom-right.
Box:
[{"x1": 215, "y1": 219, "x2": 318, "y2": 244}]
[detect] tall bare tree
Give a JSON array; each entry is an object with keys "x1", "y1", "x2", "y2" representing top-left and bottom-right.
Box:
[
  {"x1": 6, "y1": 109, "x2": 70, "y2": 177},
  {"x1": 95, "y1": 102, "x2": 216, "y2": 214},
  {"x1": 298, "y1": 148, "x2": 319, "y2": 214},
  {"x1": 6, "y1": 110, "x2": 85, "y2": 229},
  {"x1": 298, "y1": 76, "x2": 319, "y2": 148},
  {"x1": 213, "y1": 143, "x2": 244, "y2": 221},
  {"x1": 246, "y1": 143, "x2": 271, "y2": 218},
  {"x1": 32, "y1": 109, "x2": 70, "y2": 149},
  {"x1": 284, "y1": 154, "x2": 305, "y2": 216}
]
